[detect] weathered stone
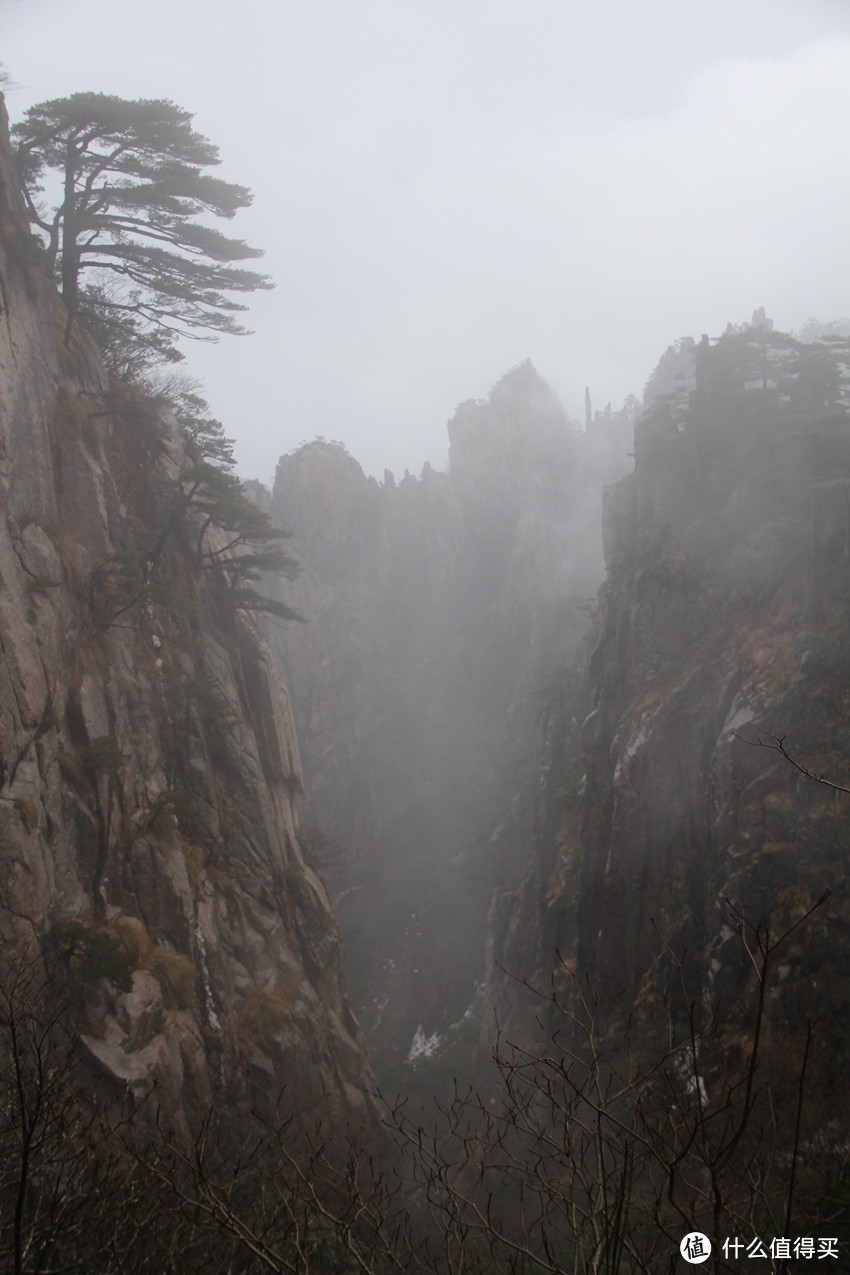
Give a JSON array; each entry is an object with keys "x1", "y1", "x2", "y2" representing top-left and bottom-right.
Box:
[
  {"x1": 0, "y1": 94, "x2": 377, "y2": 1134},
  {"x1": 497, "y1": 327, "x2": 850, "y2": 1136}
]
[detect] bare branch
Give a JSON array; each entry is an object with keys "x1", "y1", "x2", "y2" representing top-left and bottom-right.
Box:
[{"x1": 736, "y1": 727, "x2": 850, "y2": 794}]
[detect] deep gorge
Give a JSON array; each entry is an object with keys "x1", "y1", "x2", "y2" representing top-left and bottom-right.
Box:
[{"x1": 3, "y1": 81, "x2": 850, "y2": 1267}]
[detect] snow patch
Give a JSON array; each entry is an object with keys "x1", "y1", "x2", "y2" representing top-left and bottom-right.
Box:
[
  {"x1": 193, "y1": 920, "x2": 221, "y2": 1035},
  {"x1": 613, "y1": 720, "x2": 649, "y2": 783},
  {"x1": 407, "y1": 1025, "x2": 443, "y2": 1062},
  {"x1": 720, "y1": 698, "x2": 754, "y2": 742}
]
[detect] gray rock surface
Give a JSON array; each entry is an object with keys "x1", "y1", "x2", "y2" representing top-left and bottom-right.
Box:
[{"x1": 0, "y1": 95, "x2": 376, "y2": 1133}]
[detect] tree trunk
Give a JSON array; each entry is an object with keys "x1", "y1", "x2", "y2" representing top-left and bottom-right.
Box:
[{"x1": 61, "y1": 137, "x2": 79, "y2": 342}]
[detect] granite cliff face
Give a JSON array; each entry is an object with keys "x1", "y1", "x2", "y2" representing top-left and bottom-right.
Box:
[
  {"x1": 493, "y1": 321, "x2": 850, "y2": 1132},
  {"x1": 266, "y1": 364, "x2": 632, "y2": 1084},
  {"x1": 0, "y1": 98, "x2": 373, "y2": 1132}
]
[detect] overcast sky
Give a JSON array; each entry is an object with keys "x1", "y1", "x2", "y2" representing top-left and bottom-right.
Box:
[{"x1": 4, "y1": 0, "x2": 850, "y2": 482}]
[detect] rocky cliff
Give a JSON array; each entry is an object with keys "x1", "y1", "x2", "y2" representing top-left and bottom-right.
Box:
[
  {"x1": 0, "y1": 96, "x2": 374, "y2": 1133},
  {"x1": 266, "y1": 363, "x2": 632, "y2": 1087},
  {"x1": 495, "y1": 319, "x2": 850, "y2": 1136}
]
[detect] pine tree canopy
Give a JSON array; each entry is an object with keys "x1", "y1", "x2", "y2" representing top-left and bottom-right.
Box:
[{"x1": 12, "y1": 93, "x2": 273, "y2": 361}]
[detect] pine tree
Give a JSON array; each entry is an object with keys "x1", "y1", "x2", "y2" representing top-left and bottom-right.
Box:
[{"x1": 12, "y1": 93, "x2": 273, "y2": 358}]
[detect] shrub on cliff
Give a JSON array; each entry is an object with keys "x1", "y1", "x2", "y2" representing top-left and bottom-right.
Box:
[{"x1": 46, "y1": 918, "x2": 136, "y2": 992}]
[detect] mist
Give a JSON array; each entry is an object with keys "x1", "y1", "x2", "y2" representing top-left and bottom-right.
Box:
[
  {"x1": 4, "y1": 1, "x2": 850, "y2": 1263},
  {"x1": 5, "y1": 0, "x2": 850, "y2": 481}
]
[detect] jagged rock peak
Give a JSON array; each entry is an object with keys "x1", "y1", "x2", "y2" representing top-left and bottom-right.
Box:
[
  {"x1": 277, "y1": 438, "x2": 365, "y2": 479},
  {"x1": 447, "y1": 360, "x2": 576, "y2": 482},
  {"x1": 273, "y1": 440, "x2": 386, "y2": 579},
  {"x1": 263, "y1": 353, "x2": 633, "y2": 1088}
]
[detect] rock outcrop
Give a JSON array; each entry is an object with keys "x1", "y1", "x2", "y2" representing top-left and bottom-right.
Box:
[
  {"x1": 493, "y1": 321, "x2": 850, "y2": 1133},
  {"x1": 0, "y1": 95, "x2": 375, "y2": 1133},
  {"x1": 266, "y1": 362, "x2": 632, "y2": 1086}
]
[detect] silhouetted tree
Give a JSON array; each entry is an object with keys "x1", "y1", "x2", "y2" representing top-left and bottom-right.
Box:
[{"x1": 12, "y1": 93, "x2": 272, "y2": 355}]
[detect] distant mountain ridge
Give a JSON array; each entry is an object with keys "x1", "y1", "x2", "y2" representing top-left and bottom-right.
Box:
[{"x1": 265, "y1": 360, "x2": 633, "y2": 1088}]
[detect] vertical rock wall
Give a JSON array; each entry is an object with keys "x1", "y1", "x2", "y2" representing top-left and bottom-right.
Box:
[
  {"x1": 0, "y1": 96, "x2": 375, "y2": 1132},
  {"x1": 517, "y1": 325, "x2": 850, "y2": 1131}
]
